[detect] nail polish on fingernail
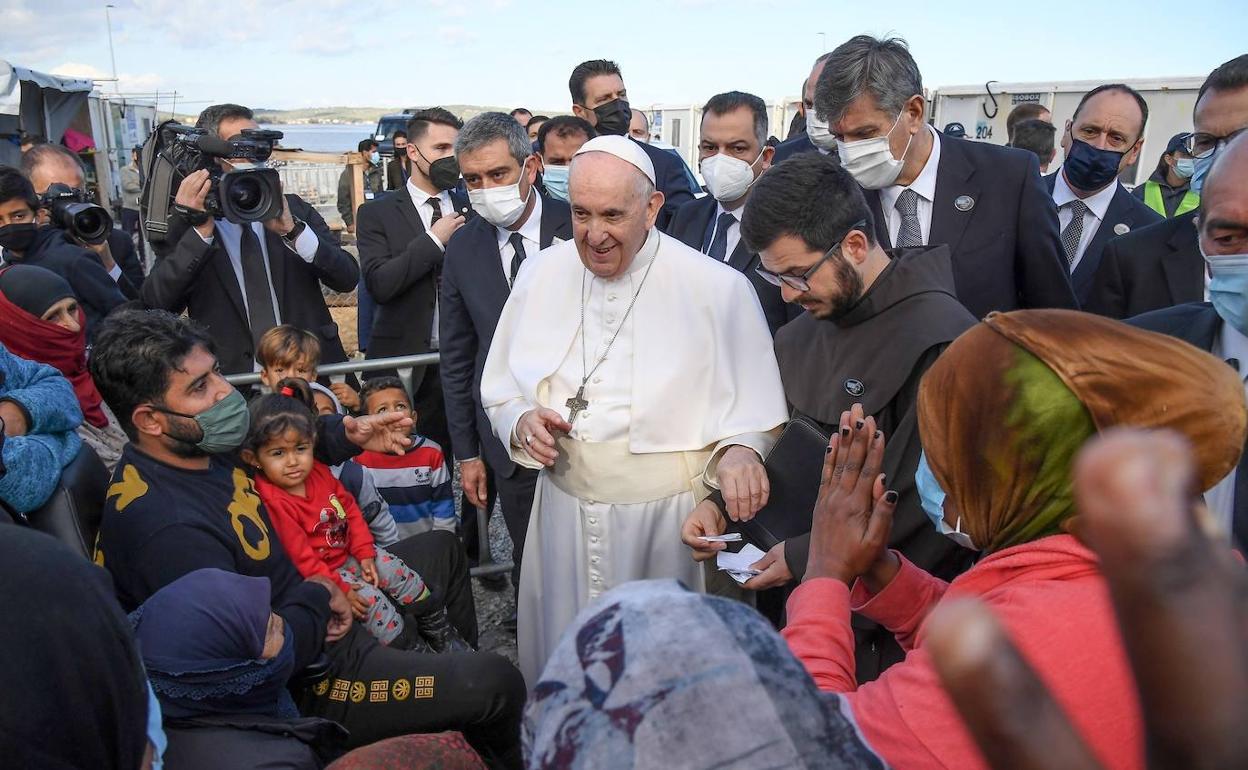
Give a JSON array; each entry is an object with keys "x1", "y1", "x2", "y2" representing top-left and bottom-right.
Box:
[
  {"x1": 825, "y1": 446, "x2": 833, "y2": 454},
  {"x1": 884, "y1": 490, "x2": 898, "y2": 503},
  {"x1": 855, "y1": 420, "x2": 865, "y2": 430},
  {"x1": 840, "y1": 427, "x2": 850, "y2": 437},
  {"x1": 874, "y1": 430, "x2": 882, "y2": 440}
]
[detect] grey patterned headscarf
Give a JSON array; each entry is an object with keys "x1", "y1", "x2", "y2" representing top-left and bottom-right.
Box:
[{"x1": 524, "y1": 580, "x2": 886, "y2": 770}]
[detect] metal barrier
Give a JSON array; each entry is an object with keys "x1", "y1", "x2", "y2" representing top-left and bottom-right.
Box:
[{"x1": 226, "y1": 353, "x2": 514, "y2": 581}]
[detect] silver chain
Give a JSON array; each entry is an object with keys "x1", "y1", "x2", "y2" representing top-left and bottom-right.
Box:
[{"x1": 579, "y1": 232, "x2": 662, "y2": 390}]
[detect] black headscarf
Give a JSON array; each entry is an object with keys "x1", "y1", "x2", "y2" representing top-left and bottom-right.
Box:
[
  {"x1": 0, "y1": 527, "x2": 149, "y2": 770},
  {"x1": 0, "y1": 263, "x2": 75, "y2": 317}
]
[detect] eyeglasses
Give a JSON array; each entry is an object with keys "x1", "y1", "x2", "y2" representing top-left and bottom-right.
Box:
[
  {"x1": 755, "y1": 220, "x2": 866, "y2": 292},
  {"x1": 1184, "y1": 127, "x2": 1247, "y2": 159}
]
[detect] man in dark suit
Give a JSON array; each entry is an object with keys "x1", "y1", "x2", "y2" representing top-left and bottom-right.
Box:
[
  {"x1": 814, "y1": 35, "x2": 1076, "y2": 319},
  {"x1": 773, "y1": 52, "x2": 838, "y2": 165},
  {"x1": 141, "y1": 104, "x2": 358, "y2": 375},
  {"x1": 357, "y1": 107, "x2": 470, "y2": 453},
  {"x1": 567, "y1": 59, "x2": 694, "y2": 230},
  {"x1": 1043, "y1": 84, "x2": 1162, "y2": 305},
  {"x1": 670, "y1": 91, "x2": 796, "y2": 336},
  {"x1": 441, "y1": 112, "x2": 573, "y2": 607},
  {"x1": 386, "y1": 130, "x2": 410, "y2": 191},
  {"x1": 21, "y1": 143, "x2": 145, "y2": 298},
  {"x1": 1086, "y1": 54, "x2": 1248, "y2": 319},
  {"x1": 1128, "y1": 130, "x2": 1248, "y2": 549}
]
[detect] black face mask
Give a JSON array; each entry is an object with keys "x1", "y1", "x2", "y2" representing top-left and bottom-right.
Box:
[
  {"x1": 0, "y1": 222, "x2": 37, "y2": 254},
  {"x1": 417, "y1": 147, "x2": 461, "y2": 191},
  {"x1": 1063, "y1": 136, "x2": 1126, "y2": 192},
  {"x1": 592, "y1": 99, "x2": 632, "y2": 137}
]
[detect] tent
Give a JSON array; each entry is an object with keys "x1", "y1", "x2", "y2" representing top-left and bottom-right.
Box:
[{"x1": 0, "y1": 60, "x2": 93, "y2": 167}]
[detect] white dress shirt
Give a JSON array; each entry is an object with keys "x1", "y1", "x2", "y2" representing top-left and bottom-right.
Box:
[
  {"x1": 496, "y1": 192, "x2": 543, "y2": 287},
  {"x1": 1053, "y1": 172, "x2": 1119, "y2": 272},
  {"x1": 406, "y1": 178, "x2": 453, "y2": 347},
  {"x1": 1205, "y1": 321, "x2": 1248, "y2": 536},
  {"x1": 879, "y1": 124, "x2": 941, "y2": 247},
  {"x1": 704, "y1": 203, "x2": 743, "y2": 262}
]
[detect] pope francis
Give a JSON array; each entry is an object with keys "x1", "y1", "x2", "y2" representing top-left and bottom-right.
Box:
[{"x1": 480, "y1": 135, "x2": 788, "y2": 684}]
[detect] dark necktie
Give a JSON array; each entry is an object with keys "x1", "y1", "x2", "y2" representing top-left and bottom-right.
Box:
[
  {"x1": 239, "y1": 225, "x2": 277, "y2": 344},
  {"x1": 427, "y1": 196, "x2": 443, "y2": 226},
  {"x1": 706, "y1": 211, "x2": 736, "y2": 261},
  {"x1": 508, "y1": 232, "x2": 527, "y2": 286},
  {"x1": 895, "y1": 188, "x2": 923, "y2": 248},
  {"x1": 1061, "y1": 199, "x2": 1089, "y2": 266}
]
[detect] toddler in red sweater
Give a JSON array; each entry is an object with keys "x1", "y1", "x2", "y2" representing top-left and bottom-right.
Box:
[{"x1": 242, "y1": 381, "x2": 466, "y2": 651}]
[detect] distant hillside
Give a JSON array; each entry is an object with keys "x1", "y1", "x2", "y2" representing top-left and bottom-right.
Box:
[{"x1": 248, "y1": 105, "x2": 567, "y2": 125}]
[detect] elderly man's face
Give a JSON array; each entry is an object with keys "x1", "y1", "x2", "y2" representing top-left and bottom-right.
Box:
[
  {"x1": 29, "y1": 157, "x2": 85, "y2": 226},
  {"x1": 1198, "y1": 135, "x2": 1248, "y2": 258},
  {"x1": 568, "y1": 152, "x2": 663, "y2": 279}
]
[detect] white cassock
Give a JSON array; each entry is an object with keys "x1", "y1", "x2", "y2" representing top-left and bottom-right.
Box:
[{"x1": 481, "y1": 227, "x2": 788, "y2": 685}]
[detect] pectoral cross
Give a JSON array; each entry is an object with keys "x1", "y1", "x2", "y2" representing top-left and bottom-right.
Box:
[{"x1": 566, "y1": 386, "x2": 589, "y2": 424}]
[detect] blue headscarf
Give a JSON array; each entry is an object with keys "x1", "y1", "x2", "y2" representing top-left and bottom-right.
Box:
[{"x1": 130, "y1": 568, "x2": 299, "y2": 720}]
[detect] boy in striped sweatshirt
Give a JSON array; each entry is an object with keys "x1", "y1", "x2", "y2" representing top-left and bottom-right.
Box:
[{"x1": 352, "y1": 377, "x2": 457, "y2": 539}]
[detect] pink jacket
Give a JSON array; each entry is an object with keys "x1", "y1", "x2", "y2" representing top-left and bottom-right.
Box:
[{"x1": 782, "y1": 534, "x2": 1143, "y2": 770}]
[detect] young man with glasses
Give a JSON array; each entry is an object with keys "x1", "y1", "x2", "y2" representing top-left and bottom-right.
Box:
[{"x1": 681, "y1": 153, "x2": 978, "y2": 684}]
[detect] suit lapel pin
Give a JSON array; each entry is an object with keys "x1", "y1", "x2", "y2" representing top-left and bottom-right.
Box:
[
  {"x1": 954, "y1": 195, "x2": 975, "y2": 212},
  {"x1": 844, "y1": 378, "x2": 865, "y2": 397},
  {"x1": 1113, "y1": 223, "x2": 1130, "y2": 236}
]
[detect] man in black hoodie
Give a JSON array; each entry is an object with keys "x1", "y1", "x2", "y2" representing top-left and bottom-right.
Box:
[
  {"x1": 0, "y1": 166, "x2": 125, "y2": 336},
  {"x1": 682, "y1": 154, "x2": 977, "y2": 682}
]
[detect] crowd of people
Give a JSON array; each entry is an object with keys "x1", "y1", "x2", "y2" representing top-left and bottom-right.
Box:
[{"x1": 0, "y1": 31, "x2": 1245, "y2": 770}]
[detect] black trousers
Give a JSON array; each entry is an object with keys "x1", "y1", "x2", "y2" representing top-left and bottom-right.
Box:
[
  {"x1": 300, "y1": 531, "x2": 525, "y2": 769},
  {"x1": 120, "y1": 208, "x2": 145, "y2": 261},
  {"x1": 461, "y1": 466, "x2": 537, "y2": 591}
]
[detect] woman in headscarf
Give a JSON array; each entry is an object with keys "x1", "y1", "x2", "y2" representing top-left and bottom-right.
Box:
[
  {"x1": 131, "y1": 568, "x2": 348, "y2": 770},
  {"x1": 523, "y1": 579, "x2": 886, "y2": 770},
  {"x1": 0, "y1": 526, "x2": 153, "y2": 769},
  {"x1": 0, "y1": 263, "x2": 129, "y2": 470},
  {"x1": 782, "y1": 309, "x2": 1248, "y2": 770}
]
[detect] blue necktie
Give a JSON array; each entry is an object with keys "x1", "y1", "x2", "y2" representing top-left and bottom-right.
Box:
[{"x1": 706, "y1": 212, "x2": 736, "y2": 261}]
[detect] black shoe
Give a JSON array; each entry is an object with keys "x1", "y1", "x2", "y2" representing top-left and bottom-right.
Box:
[
  {"x1": 502, "y1": 609, "x2": 517, "y2": 634},
  {"x1": 416, "y1": 608, "x2": 474, "y2": 653},
  {"x1": 475, "y1": 572, "x2": 509, "y2": 592},
  {"x1": 388, "y1": 620, "x2": 433, "y2": 652}
]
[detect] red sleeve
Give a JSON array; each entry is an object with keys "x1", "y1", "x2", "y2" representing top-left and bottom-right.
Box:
[
  {"x1": 258, "y1": 480, "x2": 352, "y2": 594},
  {"x1": 328, "y1": 468, "x2": 376, "y2": 563},
  {"x1": 781, "y1": 578, "x2": 858, "y2": 692},
  {"x1": 848, "y1": 551, "x2": 949, "y2": 652}
]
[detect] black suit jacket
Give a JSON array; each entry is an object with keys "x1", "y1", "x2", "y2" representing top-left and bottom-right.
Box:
[
  {"x1": 772, "y1": 133, "x2": 817, "y2": 165},
  {"x1": 863, "y1": 137, "x2": 1077, "y2": 319},
  {"x1": 1043, "y1": 175, "x2": 1163, "y2": 305},
  {"x1": 1084, "y1": 210, "x2": 1203, "y2": 319},
  {"x1": 1128, "y1": 302, "x2": 1247, "y2": 548},
  {"x1": 633, "y1": 139, "x2": 695, "y2": 231},
  {"x1": 141, "y1": 194, "x2": 358, "y2": 375},
  {"x1": 103, "y1": 228, "x2": 144, "y2": 300},
  {"x1": 439, "y1": 194, "x2": 573, "y2": 477},
  {"x1": 357, "y1": 184, "x2": 472, "y2": 389},
  {"x1": 668, "y1": 195, "x2": 799, "y2": 336}
]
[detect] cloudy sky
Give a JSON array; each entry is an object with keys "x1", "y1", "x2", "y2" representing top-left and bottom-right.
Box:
[{"x1": 3, "y1": 0, "x2": 1244, "y2": 115}]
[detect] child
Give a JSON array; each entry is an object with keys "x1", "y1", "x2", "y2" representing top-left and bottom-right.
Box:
[
  {"x1": 242, "y1": 379, "x2": 467, "y2": 652},
  {"x1": 256, "y1": 325, "x2": 360, "y2": 412},
  {"x1": 354, "y1": 376, "x2": 457, "y2": 538}
]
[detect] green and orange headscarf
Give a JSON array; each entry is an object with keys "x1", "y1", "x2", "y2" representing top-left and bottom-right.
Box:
[{"x1": 918, "y1": 309, "x2": 1247, "y2": 553}]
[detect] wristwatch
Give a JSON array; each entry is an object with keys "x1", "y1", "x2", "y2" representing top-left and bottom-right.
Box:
[{"x1": 281, "y1": 217, "x2": 307, "y2": 243}]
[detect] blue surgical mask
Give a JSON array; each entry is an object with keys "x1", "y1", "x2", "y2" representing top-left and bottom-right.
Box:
[
  {"x1": 1063, "y1": 136, "x2": 1124, "y2": 192},
  {"x1": 543, "y1": 164, "x2": 570, "y2": 202},
  {"x1": 1191, "y1": 151, "x2": 1217, "y2": 196},
  {"x1": 1173, "y1": 157, "x2": 1196, "y2": 180},
  {"x1": 916, "y1": 452, "x2": 976, "y2": 550},
  {"x1": 1202, "y1": 243, "x2": 1248, "y2": 337},
  {"x1": 369, "y1": 150, "x2": 381, "y2": 166}
]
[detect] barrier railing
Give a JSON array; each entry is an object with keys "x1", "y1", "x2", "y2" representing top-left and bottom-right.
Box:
[{"x1": 227, "y1": 353, "x2": 513, "y2": 580}]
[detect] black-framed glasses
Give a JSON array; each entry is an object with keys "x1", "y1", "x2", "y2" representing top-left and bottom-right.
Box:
[
  {"x1": 1184, "y1": 127, "x2": 1247, "y2": 159},
  {"x1": 755, "y1": 220, "x2": 866, "y2": 292}
]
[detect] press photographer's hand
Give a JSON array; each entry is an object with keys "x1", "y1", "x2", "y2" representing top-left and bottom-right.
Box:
[{"x1": 175, "y1": 170, "x2": 215, "y2": 237}]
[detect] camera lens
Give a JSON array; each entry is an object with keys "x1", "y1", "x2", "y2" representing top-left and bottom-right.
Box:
[
  {"x1": 218, "y1": 167, "x2": 283, "y2": 224},
  {"x1": 63, "y1": 203, "x2": 112, "y2": 244}
]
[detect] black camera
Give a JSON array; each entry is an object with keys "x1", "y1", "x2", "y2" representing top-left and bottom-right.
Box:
[
  {"x1": 140, "y1": 121, "x2": 285, "y2": 243},
  {"x1": 40, "y1": 183, "x2": 113, "y2": 245}
]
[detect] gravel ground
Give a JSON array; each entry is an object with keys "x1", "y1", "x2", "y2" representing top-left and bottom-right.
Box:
[{"x1": 456, "y1": 471, "x2": 519, "y2": 666}]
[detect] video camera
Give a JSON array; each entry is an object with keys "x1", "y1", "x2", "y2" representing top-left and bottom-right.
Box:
[
  {"x1": 39, "y1": 184, "x2": 113, "y2": 245},
  {"x1": 140, "y1": 121, "x2": 285, "y2": 244}
]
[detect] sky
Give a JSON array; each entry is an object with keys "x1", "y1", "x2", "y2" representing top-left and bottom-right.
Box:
[{"x1": 2, "y1": 0, "x2": 1245, "y2": 117}]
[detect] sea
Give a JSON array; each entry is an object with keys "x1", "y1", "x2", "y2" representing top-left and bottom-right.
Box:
[{"x1": 262, "y1": 123, "x2": 378, "y2": 153}]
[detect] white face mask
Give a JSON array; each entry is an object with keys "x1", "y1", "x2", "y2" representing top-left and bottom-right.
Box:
[
  {"x1": 468, "y1": 159, "x2": 533, "y2": 228},
  {"x1": 805, "y1": 110, "x2": 838, "y2": 151},
  {"x1": 836, "y1": 110, "x2": 915, "y2": 190},
  {"x1": 700, "y1": 148, "x2": 764, "y2": 203}
]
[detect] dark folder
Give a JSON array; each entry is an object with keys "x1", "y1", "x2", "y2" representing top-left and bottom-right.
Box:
[{"x1": 727, "y1": 417, "x2": 830, "y2": 551}]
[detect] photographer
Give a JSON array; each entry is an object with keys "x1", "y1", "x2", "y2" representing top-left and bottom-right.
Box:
[
  {"x1": 21, "y1": 143, "x2": 145, "y2": 299},
  {"x1": 141, "y1": 103, "x2": 359, "y2": 376},
  {"x1": 0, "y1": 166, "x2": 126, "y2": 337}
]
